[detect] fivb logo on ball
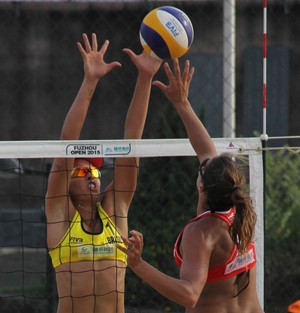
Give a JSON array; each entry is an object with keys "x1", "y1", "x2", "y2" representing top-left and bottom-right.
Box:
[
  {"x1": 140, "y1": 6, "x2": 194, "y2": 60},
  {"x1": 164, "y1": 13, "x2": 183, "y2": 38}
]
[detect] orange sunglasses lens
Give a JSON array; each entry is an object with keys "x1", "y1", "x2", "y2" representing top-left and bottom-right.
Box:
[{"x1": 71, "y1": 167, "x2": 101, "y2": 179}]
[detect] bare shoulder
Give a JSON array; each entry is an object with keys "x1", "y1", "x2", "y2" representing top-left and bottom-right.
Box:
[
  {"x1": 187, "y1": 214, "x2": 228, "y2": 233},
  {"x1": 183, "y1": 217, "x2": 215, "y2": 245},
  {"x1": 183, "y1": 215, "x2": 230, "y2": 248}
]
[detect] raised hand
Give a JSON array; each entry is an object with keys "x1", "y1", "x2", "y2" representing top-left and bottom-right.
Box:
[
  {"x1": 117, "y1": 230, "x2": 144, "y2": 268},
  {"x1": 123, "y1": 49, "x2": 162, "y2": 78},
  {"x1": 77, "y1": 33, "x2": 122, "y2": 81},
  {"x1": 153, "y1": 58, "x2": 194, "y2": 107}
]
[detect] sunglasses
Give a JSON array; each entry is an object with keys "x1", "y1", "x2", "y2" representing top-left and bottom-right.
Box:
[
  {"x1": 198, "y1": 158, "x2": 210, "y2": 177},
  {"x1": 71, "y1": 167, "x2": 101, "y2": 179}
]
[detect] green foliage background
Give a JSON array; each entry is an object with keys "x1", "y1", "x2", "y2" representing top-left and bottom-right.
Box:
[{"x1": 264, "y1": 149, "x2": 300, "y2": 313}]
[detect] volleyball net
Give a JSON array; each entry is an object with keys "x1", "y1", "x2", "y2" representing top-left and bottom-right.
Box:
[{"x1": 0, "y1": 137, "x2": 264, "y2": 312}]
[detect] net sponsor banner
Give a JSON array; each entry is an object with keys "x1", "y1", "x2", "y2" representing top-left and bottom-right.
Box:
[{"x1": 0, "y1": 138, "x2": 262, "y2": 159}]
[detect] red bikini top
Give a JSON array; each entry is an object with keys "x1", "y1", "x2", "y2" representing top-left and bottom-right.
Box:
[{"x1": 173, "y1": 208, "x2": 256, "y2": 282}]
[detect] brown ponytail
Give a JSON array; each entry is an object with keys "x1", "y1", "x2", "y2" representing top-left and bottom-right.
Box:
[
  {"x1": 201, "y1": 154, "x2": 257, "y2": 254},
  {"x1": 230, "y1": 185, "x2": 257, "y2": 253}
]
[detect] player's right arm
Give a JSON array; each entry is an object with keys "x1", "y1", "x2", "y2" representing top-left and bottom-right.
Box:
[
  {"x1": 153, "y1": 59, "x2": 217, "y2": 163},
  {"x1": 45, "y1": 33, "x2": 121, "y2": 247}
]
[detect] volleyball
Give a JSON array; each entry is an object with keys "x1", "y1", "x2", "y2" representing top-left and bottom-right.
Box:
[{"x1": 139, "y1": 6, "x2": 194, "y2": 60}]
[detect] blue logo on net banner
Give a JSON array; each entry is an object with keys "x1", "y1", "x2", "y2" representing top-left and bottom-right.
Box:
[
  {"x1": 104, "y1": 145, "x2": 131, "y2": 156},
  {"x1": 66, "y1": 143, "x2": 131, "y2": 157}
]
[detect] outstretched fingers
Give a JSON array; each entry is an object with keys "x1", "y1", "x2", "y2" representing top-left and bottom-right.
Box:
[
  {"x1": 117, "y1": 230, "x2": 143, "y2": 255},
  {"x1": 185, "y1": 60, "x2": 195, "y2": 85},
  {"x1": 181, "y1": 59, "x2": 190, "y2": 83},
  {"x1": 82, "y1": 33, "x2": 92, "y2": 52},
  {"x1": 91, "y1": 33, "x2": 98, "y2": 51},
  {"x1": 76, "y1": 33, "x2": 101, "y2": 57},
  {"x1": 173, "y1": 58, "x2": 181, "y2": 80},
  {"x1": 181, "y1": 59, "x2": 195, "y2": 93},
  {"x1": 122, "y1": 48, "x2": 135, "y2": 59},
  {"x1": 117, "y1": 236, "x2": 131, "y2": 253},
  {"x1": 152, "y1": 79, "x2": 167, "y2": 91},
  {"x1": 76, "y1": 41, "x2": 85, "y2": 58},
  {"x1": 77, "y1": 33, "x2": 109, "y2": 57},
  {"x1": 164, "y1": 61, "x2": 175, "y2": 83},
  {"x1": 98, "y1": 38, "x2": 109, "y2": 56},
  {"x1": 152, "y1": 61, "x2": 174, "y2": 91}
]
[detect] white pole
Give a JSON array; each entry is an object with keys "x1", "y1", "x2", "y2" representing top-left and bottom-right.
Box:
[
  {"x1": 223, "y1": 0, "x2": 236, "y2": 138},
  {"x1": 261, "y1": 0, "x2": 268, "y2": 142}
]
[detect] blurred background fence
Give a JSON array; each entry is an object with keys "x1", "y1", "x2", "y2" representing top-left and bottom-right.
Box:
[{"x1": 0, "y1": 0, "x2": 300, "y2": 312}]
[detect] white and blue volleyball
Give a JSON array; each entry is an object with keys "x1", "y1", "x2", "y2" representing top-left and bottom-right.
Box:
[{"x1": 139, "y1": 6, "x2": 194, "y2": 60}]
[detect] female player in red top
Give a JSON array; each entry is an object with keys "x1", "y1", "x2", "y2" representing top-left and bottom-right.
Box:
[{"x1": 119, "y1": 59, "x2": 264, "y2": 313}]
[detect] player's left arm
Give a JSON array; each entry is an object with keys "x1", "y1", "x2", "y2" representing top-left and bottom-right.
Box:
[
  {"x1": 153, "y1": 59, "x2": 217, "y2": 164},
  {"x1": 102, "y1": 51, "x2": 161, "y2": 234},
  {"x1": 119, "y1": 222, "x2": 212, "y2": 308}
]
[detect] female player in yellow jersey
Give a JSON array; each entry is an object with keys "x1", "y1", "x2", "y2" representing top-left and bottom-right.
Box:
[{"x1": 45, "y1": 33, "x2": 161, "y2": 313}]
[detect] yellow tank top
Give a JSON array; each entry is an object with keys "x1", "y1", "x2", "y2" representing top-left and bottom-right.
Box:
[{"x1": 49, "y1": 203, "x2": 127, "y2": 268}]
